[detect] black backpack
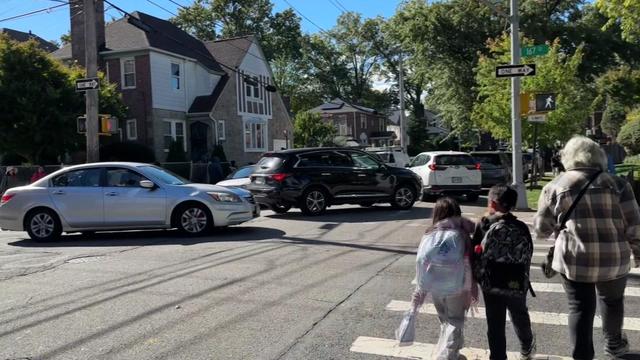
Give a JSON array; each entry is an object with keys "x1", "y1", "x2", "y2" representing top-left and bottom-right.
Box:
[{"x1": 474, "y1": 217, "x2": 535, "y2": 297}]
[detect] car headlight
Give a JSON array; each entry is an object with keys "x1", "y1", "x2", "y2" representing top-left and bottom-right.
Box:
[{"x1": 208, "y1": 192, "x2": 241, "y2": 203}]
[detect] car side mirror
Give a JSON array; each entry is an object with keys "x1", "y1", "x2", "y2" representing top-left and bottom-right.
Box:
[{"x1": 139, "y1": 180, "x2": 155, "y2": 189}]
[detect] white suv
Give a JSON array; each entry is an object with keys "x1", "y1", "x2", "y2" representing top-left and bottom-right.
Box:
[{"x1": 408, "y1": 151, "x2": 482, "y2": 202}]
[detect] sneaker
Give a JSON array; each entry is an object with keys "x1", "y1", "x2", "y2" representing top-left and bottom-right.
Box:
[
  {"x1": 520, "y1": 333, "x2": 536, "y2": 360},
  {"x1": 605, "y1": 334, "x2": 630, "y2": 359}
]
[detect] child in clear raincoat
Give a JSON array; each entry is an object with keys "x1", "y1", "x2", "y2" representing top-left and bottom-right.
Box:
[{"x1": 411, "y1": 197, "x2": 478, "y2": 360}]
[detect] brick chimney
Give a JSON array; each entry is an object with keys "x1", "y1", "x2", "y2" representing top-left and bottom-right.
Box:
[{"x1": 69, "y1": 0, "x2": 105, "y2": 67}]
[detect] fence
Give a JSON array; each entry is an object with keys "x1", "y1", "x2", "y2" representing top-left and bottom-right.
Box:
[{"x1": 0, "y1": 161, "x2": 234, "y2": 193}]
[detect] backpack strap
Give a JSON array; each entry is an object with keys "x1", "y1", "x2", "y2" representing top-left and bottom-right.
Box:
[{"x1": 557, "y1": 170, "x2": 602, "y2": 232}]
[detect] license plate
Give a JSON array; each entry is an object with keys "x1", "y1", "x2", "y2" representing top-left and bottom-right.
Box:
[
  {"x1": 254, "y1": 177, "x2": 265, "y2": 184},
  {"x1": 452, "y1": 177, "x2": 462, "y2": 183}
]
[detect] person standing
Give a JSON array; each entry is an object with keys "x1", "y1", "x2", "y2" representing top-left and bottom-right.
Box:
[
  {"x1": 472, "y1": 185, "x2": 536, "y2": 360},
  {"x1": 30, "y1": 166, "x2": 46, "y2": 183},
  {"x1": 410, "y1": 197, "x2": 477, "y2": 360},
  {"x1": 208, "y1": 156, "x2": 224, "y2": 184},
  {"x1": 535, "y1": 136, "x2": 640, "y2": 360}
]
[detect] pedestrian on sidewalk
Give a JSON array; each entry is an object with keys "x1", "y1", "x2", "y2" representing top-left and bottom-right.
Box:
[
  {"x1": 472, "y1": 185, "x2": 536, "y2": 360},
  {"x1": 551, "y1": 150, "x2": 564, "y2": 177},
  {"x1": 534, "y1": 136, "x2": 640, "y2": 360},
  {"x1": 410, "y1": 197, "x2": 478, "y2": 360},
  {"x1": 30, "y1": 166, "x2": 46, "y2": 183}
]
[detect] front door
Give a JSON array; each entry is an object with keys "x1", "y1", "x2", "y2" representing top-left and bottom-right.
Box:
[
  {"x1": 49, "y1": 167, "x2": 104, "y2": 228},
  {"x1": 103, "y1": 167, "x2": 166, "y2": 227},
  {"x1": 344, "y1": 151, "x2": 393, "y2": 197},
  {"x1": 190, "y1": 121, "x2": 210, "y2": 162}
]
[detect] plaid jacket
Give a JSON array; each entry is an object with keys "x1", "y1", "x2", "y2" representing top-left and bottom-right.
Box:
[{"x1": 534, "y1": 168, "x2": 640, "y2": 282}]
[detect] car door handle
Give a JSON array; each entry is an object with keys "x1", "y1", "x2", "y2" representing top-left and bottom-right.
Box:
[
  {"x1": 52, "y1": 190, "x2": 65, "y2": 195},
  {"x1": 321, "y1": 173, "x2": 332, "y2": 176},
  {"x1": 357, "y1": 174, "x2": 367, "y2": 177},
  {"x1": 105, "y1": 192, "x2": 118, "y2": 197}
]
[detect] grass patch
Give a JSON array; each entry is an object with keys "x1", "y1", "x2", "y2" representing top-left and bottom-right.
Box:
[{"x1": 526, "y1": 177, "x2": 552, "y2": 209}]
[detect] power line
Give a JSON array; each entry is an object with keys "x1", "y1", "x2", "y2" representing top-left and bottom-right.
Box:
[
  {"x1": 333, "y1": 0, "x2": 349, "y2": 13},
  {"x1": 146, "y1": 0, "x2": 177, "y2": 17},
  {"x1": 0, "y1": 2, "x2": 68, "y2": 23},
  {"x1": 166, "y1": 0, "x2": 187, "y2": 10},
  {"x1": 282, "y1": 0, "x2": 332, "y2": 37},
  {"x1": 327, "y1": 0, "x2": 345, "y2": 13}
]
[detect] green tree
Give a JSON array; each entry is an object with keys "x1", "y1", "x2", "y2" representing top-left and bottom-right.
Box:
[
  {"x1": 601, "y1": 100, "x2": 627, "y2": 138},
  {"x1": 472, "y1": 36, "x2": 590, "y2": 148},
  {"x1": 597, "y1": 0, "x2": 640, "y2": 43},
  {"x1": 0, "y1": 35, "x2": 126, "y2": 164},
  {"x1": 618, "y1": 113, "x2": 640, "y2": 155},
  {"x1": 171, "y1": 0, "x2": 218, "y2": 41},
  {"x1": 293, "y1": 111, "x2": 336, "y2": 148},
  {"x1": 593, "y1": 66, "x2": 640, "y2": 109}
]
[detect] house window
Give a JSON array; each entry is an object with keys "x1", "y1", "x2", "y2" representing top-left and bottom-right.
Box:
[
  {"x1": 171, "y1": 63, "x2": 180, "y2": 90},
  {"x1": 163, "y1": 119, "x2": 186, "y2": 152},
  {"x1": 360, "y1": 114, "x2": 367, "y2": 129},
  {"x1": 126, "y1": 119, "x2": 137, "y2": 140},
  {"x1": 121, "y1": 58, "x2": 135, "y2": 89},
  {"x1": 217, "y1": 120, "x2": 225, "y2": 140},
  {"x1": 244, "y1": 119, "x2": 267, "y2": 152}
]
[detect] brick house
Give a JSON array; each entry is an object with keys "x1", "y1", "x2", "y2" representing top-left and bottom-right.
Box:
[
  {"x1": 309, "y1": 98, "x2": 391, "y2": 146},
  {"x1": 51, "y1": 2, "x2": 292, "y2": 164}
]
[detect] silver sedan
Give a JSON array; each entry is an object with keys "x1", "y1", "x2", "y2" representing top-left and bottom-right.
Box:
[{"x1": 0, "y1": 162, "x2": 259, "y2": 241}]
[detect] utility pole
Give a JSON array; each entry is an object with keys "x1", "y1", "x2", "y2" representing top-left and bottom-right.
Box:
[
  {"x1": 510, "y1": 0, "x2": 528, "y2": 209},
  {"x1": 84, "y1": 0, "x2": 99, "y2": 162},
  {"x1": 398, "y1": 54, "x2": 406, "y2": 152}
]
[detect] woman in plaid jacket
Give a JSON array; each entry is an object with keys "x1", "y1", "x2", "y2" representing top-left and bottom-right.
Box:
[{"x1": 534, "y1": 136, "x2": 640, "y2": 360}]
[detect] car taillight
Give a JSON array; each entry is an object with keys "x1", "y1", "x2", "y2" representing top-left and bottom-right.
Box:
[
  {"x1": 1, "y1": 194, "x2": 15, "y2": 204},
  {"x1": 476, "y1": 163, "x2": 481, "y2": 170},
  {"x1": 428, "y1": 164, "x2": 437, "y2": 171},
  {"x1": 270, "y1": 173, "x2": 290, "y2": 182}
]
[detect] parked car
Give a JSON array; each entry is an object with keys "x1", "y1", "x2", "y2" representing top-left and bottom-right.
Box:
[
  {"x1": 0, "y1": 162, "x2": 259, "y2": 241},
  {"x1": 408, "y1": 151, "x2": 482, "y2": 202},
  {"x1": 245, "y1": 148, "x2": 422, "y2": 215},
  {"x1": 470, "y1": 151, "x2": 511, "y2": 188},
  {"x1": 216, "y1": 165, "x2": 256, "y2": 189},
  {"x1": 366, "y1": 147, "x2": 411, "y2": 168}
]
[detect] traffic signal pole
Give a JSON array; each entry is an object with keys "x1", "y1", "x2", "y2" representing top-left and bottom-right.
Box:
[
  {"x1": 84, "y1": 0, "x2": 100, "y2": 162},
  {"x1": 510, "y1": 0, "x2": 528, "y2": 209}
]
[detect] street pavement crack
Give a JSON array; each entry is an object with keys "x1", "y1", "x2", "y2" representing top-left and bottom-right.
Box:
[{"x1": 274, "y1": 253, "x2": 406, "y2": 360}]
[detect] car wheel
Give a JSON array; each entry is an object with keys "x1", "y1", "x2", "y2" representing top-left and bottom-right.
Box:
[
  {"x1": 272, "y1": 202, "x2": 291, "y2": 214},
  {"x1": 466, "y1": 193, "x2": 480, "y2": 202},
  {"x1": 300, "y1": 188, "x2": 328, "y2": 216},
  {"x1": 392, "y1": 185, "x2": 416, "y2": 210},
  {"x1": 25, "y1": 208, "x2": 62, "y2": 242},
  {"x1": 175, "y1": 203, "x2": 212, "y2": 236}
]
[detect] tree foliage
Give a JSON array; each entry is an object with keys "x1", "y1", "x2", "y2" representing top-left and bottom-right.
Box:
[
  {"x1": 597, "y1": 0, "x2": 640, "y2": 43},
  {"x1": 472, "y1": 36, "x2": 590, "y2": 147},
  {"x1": 618, "y1": 113, "x2": 640, "y2": 155},
  {"x1": 293, "y1": 111, "x2": 336, "y2": 148},
  {"x1": 601, "y1": 100, "x2": 627, "y2": 137},
  {"x1": 0, "y1": 35, "x2": 126, "y2": 164}
]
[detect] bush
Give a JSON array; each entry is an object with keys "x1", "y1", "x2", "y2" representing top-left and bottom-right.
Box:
[
  {"x1": 165, "y1": 140, "x2": 187, "y2": 162},
  {"x1": 625, "y1": 154, "x2": 640, "y2": 165},
  {"x1": 618, "y1": 118, "x2": 640, "y2": 155},
  {"x1": 100, "y1": 142, "x2": 156, "y2": 163}
]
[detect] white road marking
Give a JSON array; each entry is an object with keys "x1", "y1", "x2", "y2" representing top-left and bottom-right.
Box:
[
  {"x1": 529, "y1": 282, "x2": 640, "y2": 297},
  {"x1": 530, "y1": 265, "x2": 640, "y2": 275},
  {"x1": 350, "y1": 336, "x2": 571, "y2": 360},
  {"x1": 385, "y1": 300, "x2": 640, "y2": 331}
]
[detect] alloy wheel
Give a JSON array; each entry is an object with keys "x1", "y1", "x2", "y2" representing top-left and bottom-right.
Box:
[
  {"x1": 180, "y1": 207, "x2": 208, "y2": 234},
  {"x1": 306, "y1": 190, "x2": 326, "y2": 214},
  {"x1": 30, "y1": 213, "x2": 55, "y2": 239},
  {"x1": 395, "y1": 187, "x2": 414, "y2": 208}
]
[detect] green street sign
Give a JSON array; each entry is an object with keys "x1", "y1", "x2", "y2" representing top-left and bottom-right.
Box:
[{"x1": 521, "y1": 44, "x2": 550, "y2": 57}]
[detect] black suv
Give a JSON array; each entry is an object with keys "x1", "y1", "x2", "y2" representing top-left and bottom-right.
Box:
[{"x1": 245, "y1": 148, "x2": 422, "y2": 215}]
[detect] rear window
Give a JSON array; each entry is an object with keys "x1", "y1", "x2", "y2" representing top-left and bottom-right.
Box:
[
  {"x1": 296, "y1": 152, "x2": 352, "y2": 167},
  {"x1": 435, "y1": 155, "x2": 475, "y2": 166},
  {"x1": 473, "y1": 155, "x2": 502, "y2": 166},
  {"x1": 256, "y1": 156, "x2": 285, "y2": 172}
]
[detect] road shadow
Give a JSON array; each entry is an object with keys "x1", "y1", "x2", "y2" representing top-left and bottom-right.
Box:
[
  {"x1": 266, "y1": 204, "x2": 433, "y2": 223},
  {"x1": 281, "y1": 235, "x2": 416, "y2": 255},
  {"x1": 7, "y1": 226, "x2": 286, "y2": 248}
]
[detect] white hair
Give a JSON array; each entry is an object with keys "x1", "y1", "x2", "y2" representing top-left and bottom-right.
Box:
[{"x1": 560, "y1": 136, "x2": 607, "y2": 171}]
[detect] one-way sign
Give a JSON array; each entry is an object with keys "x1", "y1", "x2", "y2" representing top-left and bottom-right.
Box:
[
  {"x1": 495, "y1": 64, "x2": 536, "y2": 78},
  {"x1": 75, "y1": 77, "x2": 100, "y2": 92}
]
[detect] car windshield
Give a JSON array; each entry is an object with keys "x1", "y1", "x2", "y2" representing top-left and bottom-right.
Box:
[
  {"x1": 256, "y1": 156, "x2": 284, "y2": 172},
  {"x1": 140, "y1": 166, "x2": 189, "y2": 185},
  {"x1": 229, "y1": 166, "x2": 255, "y2": 179},
  {"x1": 435, "y1": 155, "x2": 475, "y2": 166},
  {"x1": 374, "y1": 152, "x2": 394, "y2": 163}
]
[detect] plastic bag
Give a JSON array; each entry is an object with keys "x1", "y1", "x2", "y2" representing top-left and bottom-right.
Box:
[
  {"x1": 395, "y1": 308, "x2": 417, "y2": 345},
  {"x1": 433, "y1": 323, "x2": 457, "y2": 360}
]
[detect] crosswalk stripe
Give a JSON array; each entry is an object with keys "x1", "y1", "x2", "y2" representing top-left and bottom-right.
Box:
[
  {"x1": 529, "y1": 282, "x2": 640, "y2": 296},
  {"x1": 385, "y1": 300, "x2": 640, "y2": 331},
  {"x1": 529, "y1": 265, "x2": 640, "y2": 275},
  {"x1": 350, "y1": 336, "x2": 571, "y2": 360}
]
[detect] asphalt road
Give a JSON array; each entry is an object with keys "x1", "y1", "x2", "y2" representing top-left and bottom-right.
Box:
[{"x1": 1, "y1": 198, "x2": 639, "y2": 360}]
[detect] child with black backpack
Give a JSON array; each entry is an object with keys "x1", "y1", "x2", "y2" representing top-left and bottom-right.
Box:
[
  {"x1": 408, "y1": 197, "x2": 478, "y2": 360},
  {"x1": 472, "y1": 185, "x2": 536, "y2": 360}
]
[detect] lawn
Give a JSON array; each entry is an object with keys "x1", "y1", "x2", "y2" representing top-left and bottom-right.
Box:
[{"x1": 525, "y1": 176, "x2": 552, "y2": 209}]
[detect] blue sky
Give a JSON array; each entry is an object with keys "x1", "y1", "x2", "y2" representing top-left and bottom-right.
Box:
[{"x1": 0, "y1": 0, "x2": 400, "y2": 44}]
